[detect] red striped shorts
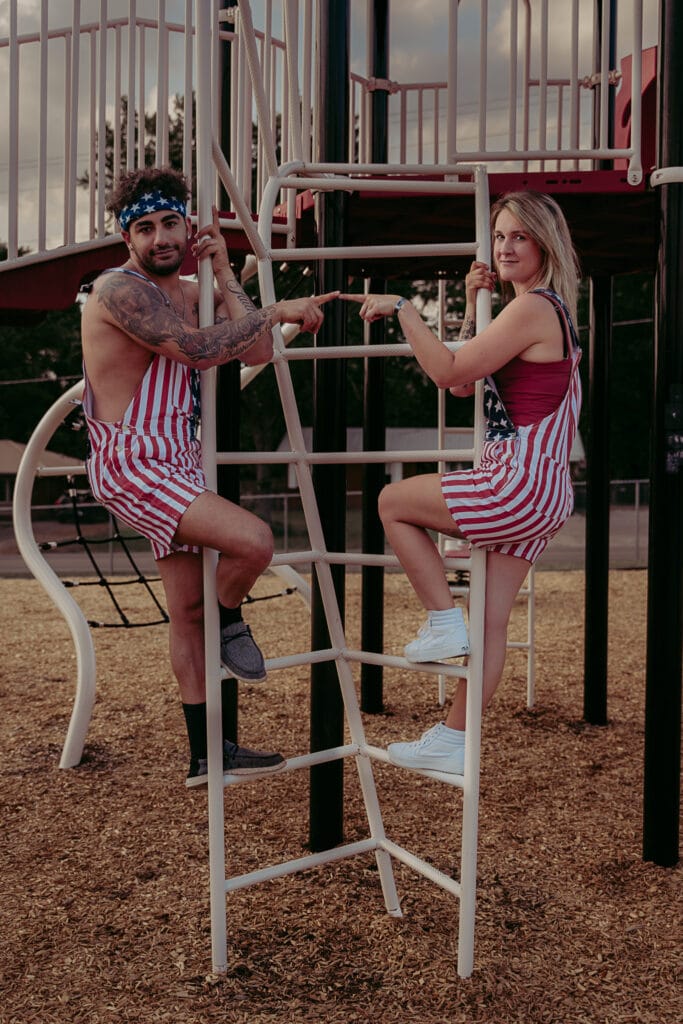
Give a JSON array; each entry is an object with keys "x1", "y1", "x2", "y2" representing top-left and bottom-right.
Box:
[{"x1": 86, "y1": 430, "x2": 207, "y2": 561}]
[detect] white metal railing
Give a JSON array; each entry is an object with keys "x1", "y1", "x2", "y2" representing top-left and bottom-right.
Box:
[{"x1": 0, "y1": 0, "x2": 649, "y2": 275}]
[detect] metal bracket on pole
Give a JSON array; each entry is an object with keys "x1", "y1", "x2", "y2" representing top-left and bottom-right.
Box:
[{"x1": 651, "y1": 167, "x2": 683, "y2": 186}]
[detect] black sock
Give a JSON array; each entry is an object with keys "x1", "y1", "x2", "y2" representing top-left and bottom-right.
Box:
[
  {"x1": 219, "y1": 603, "x2": 243, "y2": 630},
  {"x1": 182, "y1": 702, "x2": 207, "y2": 762}
]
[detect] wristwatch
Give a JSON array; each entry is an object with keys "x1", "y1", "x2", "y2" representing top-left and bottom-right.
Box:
[{"x1": 394, "y1": 297, "x2": 407, "y2": 314}]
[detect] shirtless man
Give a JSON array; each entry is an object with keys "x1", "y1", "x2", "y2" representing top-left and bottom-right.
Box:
[{"x1": 81, "y1": 166, "x2": 336, "y2": 786}]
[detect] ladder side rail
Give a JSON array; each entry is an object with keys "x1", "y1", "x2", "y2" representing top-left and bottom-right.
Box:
[
  {"x1": 11, "y1": 382, "x2": 97, "y2": 771},
  {"x1": 256, "y1": 261, "x2": 402, "y2": 922},
  {"x1": 195, "y1": 0, "x2": 227, "y2": 978},
  {"x1": 456, "y1": 164, "x2": 491, "y2": 978}
]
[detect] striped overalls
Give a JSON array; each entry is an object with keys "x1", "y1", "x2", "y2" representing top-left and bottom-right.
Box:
[
  {"x1": 441, "y1": 289, "x2": 582, "y2": 564},
  {"x1": 83, "y1": 268, "x2": 205, "y2": 561}
]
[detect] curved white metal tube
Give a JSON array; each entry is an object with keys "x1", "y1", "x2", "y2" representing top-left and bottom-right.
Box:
[{"x1": 12, "y1": 380, "x2": 96, "y2": 769}]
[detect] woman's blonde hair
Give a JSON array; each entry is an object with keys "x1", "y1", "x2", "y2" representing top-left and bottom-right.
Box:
[{"x1": 490, "y1": 190, "x2": 581, "y2": 321}]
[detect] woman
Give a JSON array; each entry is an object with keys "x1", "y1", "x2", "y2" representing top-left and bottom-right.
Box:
[{"x1": 342, "y1": 190, "x2": 582, "y2": 774}]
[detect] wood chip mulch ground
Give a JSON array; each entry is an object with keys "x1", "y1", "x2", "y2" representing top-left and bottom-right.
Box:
[{"x1": 0, "y1": 569, "x2": 680, "y2": 1024}]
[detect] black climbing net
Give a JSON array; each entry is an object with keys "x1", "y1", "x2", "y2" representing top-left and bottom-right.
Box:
[{"x1": 40, "y1": 478, "x2": 169, "y2": 629}]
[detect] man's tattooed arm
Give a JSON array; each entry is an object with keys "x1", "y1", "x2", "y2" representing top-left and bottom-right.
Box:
[
  {"x1": 214, "y1": 266, "x2": 259, "y2": 317},
  {"x1": 97, "y1": 272, "x2": 277, "y2": 368}
]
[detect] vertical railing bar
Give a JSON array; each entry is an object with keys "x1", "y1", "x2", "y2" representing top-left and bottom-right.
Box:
[
  {"x1": 521, "y1": 0, "x2": 531, "y2": 170},
  {"x1": 538, "y1": 0, "x2": 548, "y2": 158},
  {"x1": 126, "y1": 0, "x2": 136, "y2": 170},
  {"x1": 38, "y1": 2, "x2": 49, "y2": 251},
  {"x1": 114, "y1": 25, "x2": 122, "y2": 177},
  {"x1": 259, "y1": 2, "x2": 273, "y2": 205},
  {"x1": 556, "y1": 85, "x2": 563, "y2": 170},
  {"x1": 627, "y1": 0, "x2": 643, "y2": 184},
  {"x1": 138, "y1": 24, "x2": 146, "y2": 166},
  {"x1": 97, "y1": 1, "x2": 108, "y2": 237},
  {"x1": 183, "y1": 0, "x2": 193, "y2": 184},
  {"x1": 508, "y1": 0, "x2": 518, "y2": 152},
  {"x1": 447, "y1": 0, "x2": 458, "y2": 161},
  {"x1": 599, "y1": 0, "x2": 610, "y2": 151},
  {"x1": 89, "y1": 28, "x2": 97, "y2": 236},
  {"x1": 66, "y1": 4, "x2": 81, "y2": 244},
  {"x1": 478, "y1": 0, "x2": 488, "y2": 151},
  {"x1": 569, "y1": 0, "x2": 579, "y2": 166},
  {"x1": 236, "y1": 0, "x2": 278, "y2": 178},
  {"x1": 284, "y1": 0, "x2": 304, "y2": 163},
  {"x1": 156, "y1": 0, "x2": 169, "y2": 167},
  {"x1": 302, "y1": 0, "x2": 313, "y2": 160}
]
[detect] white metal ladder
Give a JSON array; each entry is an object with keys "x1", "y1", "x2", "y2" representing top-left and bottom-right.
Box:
[{"x1": 193, "y1": 0, "x2": 495, "y2": 981}]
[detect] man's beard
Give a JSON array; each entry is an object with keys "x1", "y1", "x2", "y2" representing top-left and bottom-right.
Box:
[{"x1": 134, "y1": 242, "x2": 186, "y2": 276}]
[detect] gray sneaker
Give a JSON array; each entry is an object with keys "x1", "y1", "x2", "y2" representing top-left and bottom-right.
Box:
[
  {"x1": 186, "y1": 739, "x2": 286, "y2": 787},
  {"x1": 220, "y1": 622, "x2": 267, "y2": 682}
]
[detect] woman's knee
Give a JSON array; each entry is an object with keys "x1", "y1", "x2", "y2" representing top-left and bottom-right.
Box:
[{"x1": 378, "y1": 481, "x2": 401, "y2": 525}]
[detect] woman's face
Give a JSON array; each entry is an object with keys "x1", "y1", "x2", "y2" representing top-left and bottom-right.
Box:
[{"x1": 493, "y1": 209, "x2": 544, "y2": 294}]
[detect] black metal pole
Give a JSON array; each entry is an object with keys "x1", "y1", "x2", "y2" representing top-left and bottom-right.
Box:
[
  {"x1": 217, "y1": 0, "x2": 239, "y2": 741},
  {"x1": 583, "y1": 0, "x2": 616, "y2": 722},
  {"x1": 309, "y1": 0, "x2": 350, "y2": 852},
  {"x1": 361, "y1": 0, "x2": 390, "y2": 713},
  {"x1": 583, "y1": 276, "x2": 611, "y2": 725},
  {"x1": 643, "y1": 0, "x2": 682, "y2": 867}
]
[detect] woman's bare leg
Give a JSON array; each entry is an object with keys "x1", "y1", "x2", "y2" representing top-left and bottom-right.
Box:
[
  {"x1": 445, "y1": 551, "x2": 531, "y2": 730},
  {"x1": 378, "y1": 474, "x2": 466, "y2": 609}
]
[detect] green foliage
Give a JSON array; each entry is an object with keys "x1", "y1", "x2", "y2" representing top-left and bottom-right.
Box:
[{"x1": 0, "y1": 305, "x2": 86, "y2": 458}]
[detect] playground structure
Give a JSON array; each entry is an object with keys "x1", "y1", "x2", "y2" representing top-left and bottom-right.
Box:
[{"x1": 2, "y1": 0, "x2": 680, "y2": 979}]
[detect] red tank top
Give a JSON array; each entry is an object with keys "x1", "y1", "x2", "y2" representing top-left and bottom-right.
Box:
[{"x1": 493, "y1": 355, "x2": 571, "y2": 426}]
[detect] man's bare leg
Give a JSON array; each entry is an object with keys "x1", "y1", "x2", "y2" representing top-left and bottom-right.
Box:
[
  {"x1": 157, "y1": 498, "x2": 283, "y2": 785},
  {"x1": 174, "y1": 491, "x2": 275, "y2": 682}
]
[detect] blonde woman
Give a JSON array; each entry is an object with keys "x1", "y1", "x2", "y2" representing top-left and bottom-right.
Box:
[{"x1": 343, "y1": 191, "x2": 582, "y2": 774}]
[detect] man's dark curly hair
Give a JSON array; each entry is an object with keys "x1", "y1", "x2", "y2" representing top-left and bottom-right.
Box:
[{"x1": 107, "y1": 166, "x2": 190, "y2": 222}]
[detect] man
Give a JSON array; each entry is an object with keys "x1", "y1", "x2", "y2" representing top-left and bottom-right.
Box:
[{"x1": 81, "y1": 166, "x2": 336, "y2": 786}]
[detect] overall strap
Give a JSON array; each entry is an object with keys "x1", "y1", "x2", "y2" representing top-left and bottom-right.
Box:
[{"x1": 530, "y1": 288, "x2": 580, "y2": 357}]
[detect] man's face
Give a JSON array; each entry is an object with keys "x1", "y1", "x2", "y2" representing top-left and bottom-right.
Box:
[{"x1": 123, "y1": 208, "x2": 190, "y2": 276}]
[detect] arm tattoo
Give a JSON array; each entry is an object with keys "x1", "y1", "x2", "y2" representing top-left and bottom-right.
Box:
[
  {"x1": 459, "y1": 313, "x2": 476, "y2": 341},
  {"x1": 97, "y1": 273, "x2": 275, "y2": 365},
  {"x1": 225, "y1": 276, "x2": 259, "y2": 315}
]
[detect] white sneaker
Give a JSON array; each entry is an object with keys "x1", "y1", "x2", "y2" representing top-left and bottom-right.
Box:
[
  {"x1": 387, "y1": 723, "x2": 465, "y2": 774},
  {"x1": 403, "y1": 609, "x2": 470, "y2": 662}
]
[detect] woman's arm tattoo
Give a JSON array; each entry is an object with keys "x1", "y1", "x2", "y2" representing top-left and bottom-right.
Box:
[
  {"x1": 458, "y1": 313, "x2": 476, "y2": 341},
  {"x1": 97, "y1": 273, "x2": 275, "y2": 365}
]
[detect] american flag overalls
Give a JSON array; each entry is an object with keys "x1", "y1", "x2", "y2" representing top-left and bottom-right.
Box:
[{"x1": 441, "y1": 288, "x2": 582, "y2": 564}]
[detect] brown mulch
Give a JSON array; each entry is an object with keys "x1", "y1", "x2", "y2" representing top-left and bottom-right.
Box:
[{"x1": 0, "y1": 569, "x2": 680, "y2": 1024}]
